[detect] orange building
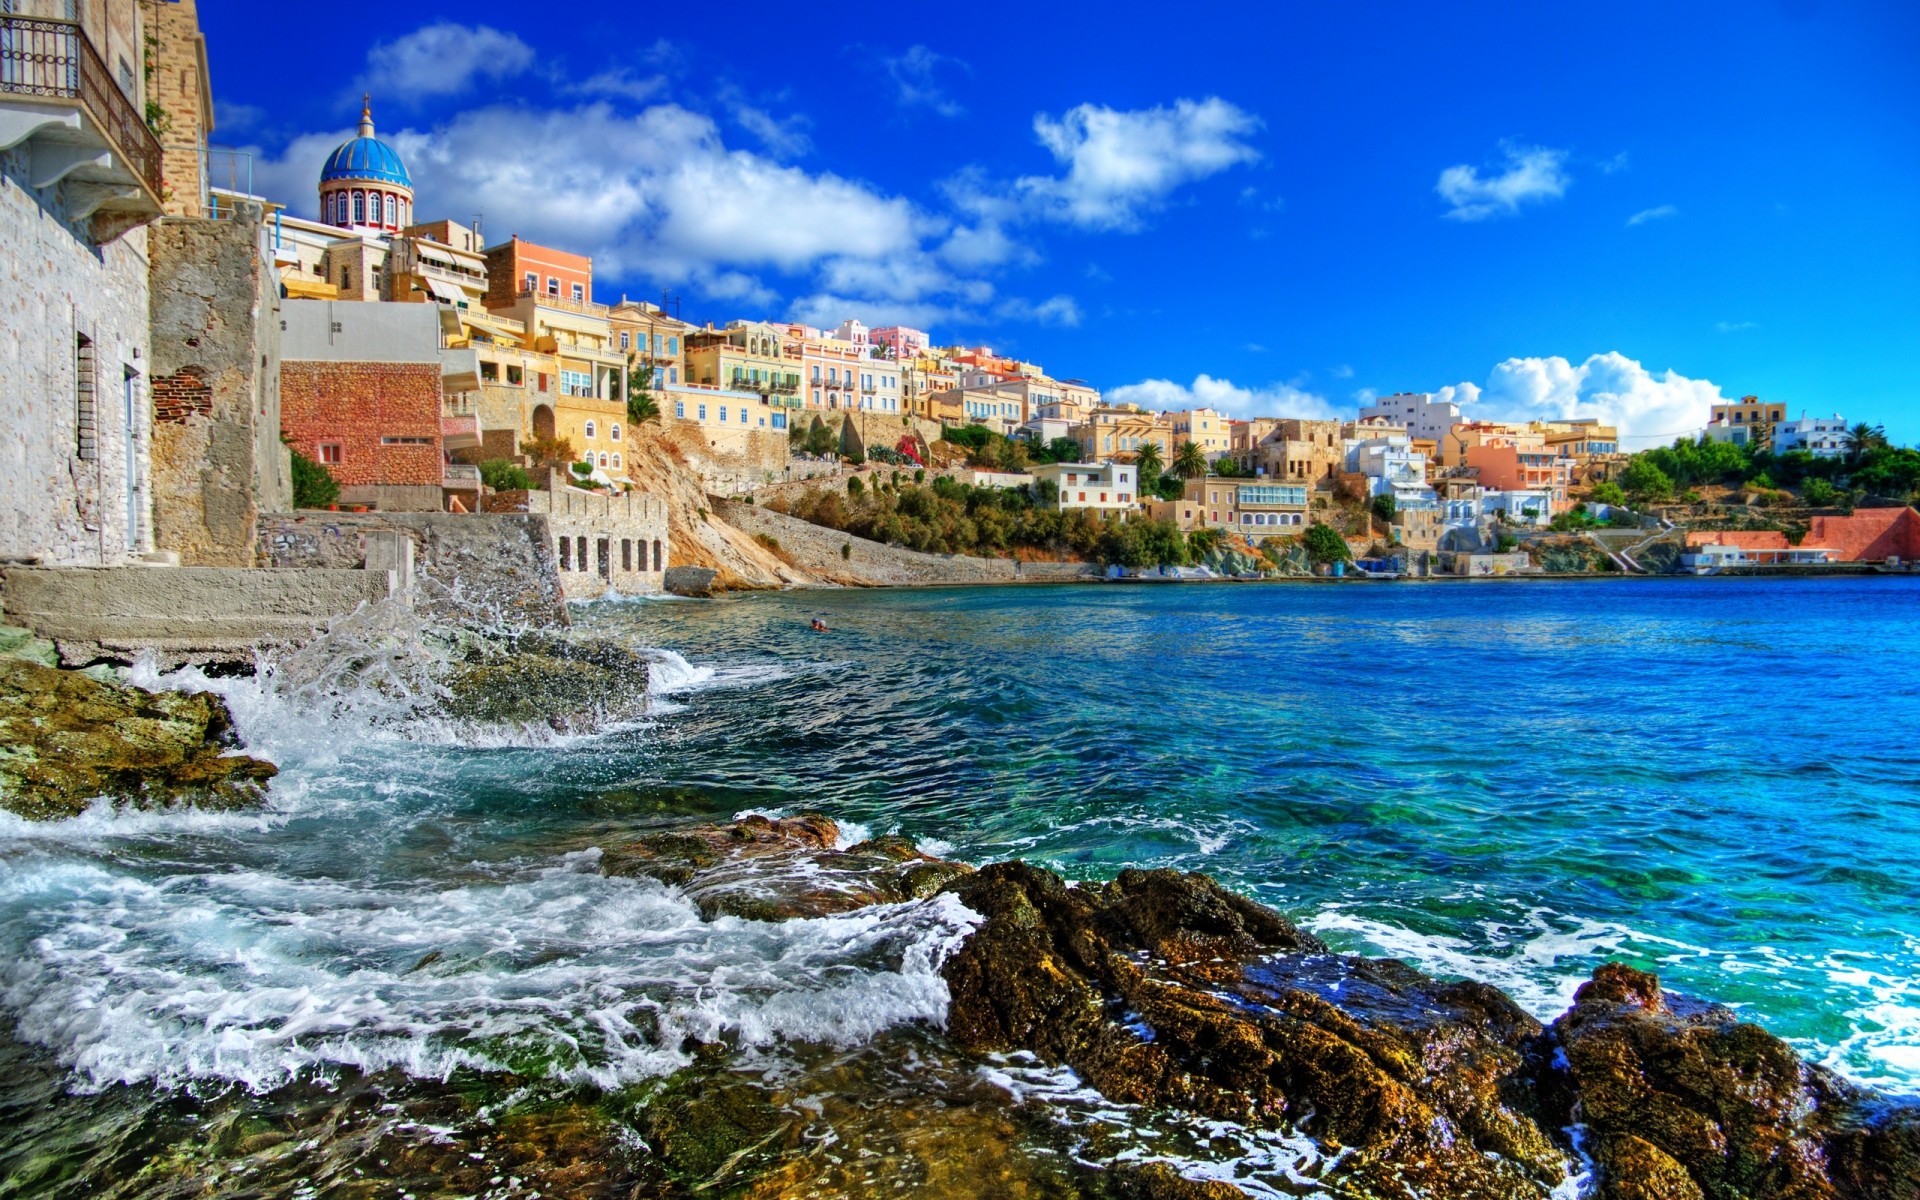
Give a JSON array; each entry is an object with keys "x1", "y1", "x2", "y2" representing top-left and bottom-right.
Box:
[
  {"x1": 483, "y1": 236, "x2": 593, "y2": 311},
  {"x1": 1465, "y1": 443, "x2": 1573, "y2": 511}
]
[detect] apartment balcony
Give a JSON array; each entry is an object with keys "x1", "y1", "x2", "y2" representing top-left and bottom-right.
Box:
[
  {"x1": 441, "y1": 413, "x2": 482, "y2": 452},
  {"x1": 861, "y1": 384, "x2": 877, "y2": 394},
  {"x1": 443, "y1": 463, "x2": 482, "y2": 491},
  {"x1": 514, "y1": 288, "x2": 610, "y2": 318},
  {"x1": 0, "y1": 15, "x2": 164, "y2": 240}
]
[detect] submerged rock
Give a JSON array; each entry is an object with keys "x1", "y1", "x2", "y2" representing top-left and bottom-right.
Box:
[
  {"x1": 438, "y1": 633, "x2": 651, "y2": 733},
  {"x1": 600, "y1": 813, "x2": 972, "y2": 921},
  {"x1": 0, "y1": 657, "x2": 275, "y2": 820}
]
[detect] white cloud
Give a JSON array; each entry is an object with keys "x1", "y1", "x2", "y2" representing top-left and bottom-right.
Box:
[
  {"x1": 1437, "y1": 352, "x2": 1724, "y2": 444},
  {"x1": 1013, "y1": 97, "x2": 1262, "y2": 230},
  {"x1": 1599, "y1": 151, "x2": 1631, "y2": 175},
  {"x1": 1330, "y1": 363, "x2": 1354, "y2": 379},
  {"x1": 1627, "y1": 204, "x2": 1678, "y2": 226},
  {"x1": 884, "y1": 45, "x2": 966, "y2": 118},
  {"x1": 579, "y1": 69, "x2": 667, "y2": 103},
  {"x1": 361, "y1": 23, "x2": 535, "y2": 100},
  {"x1": 730, "y1": 103, "x2": 812, "y2": 160},
  {"x1": 1715, "y1": 320, "x2": 1758, "y2": 333},
  {"x1": 1436, "y1": 142, "x2": 1570, "y2": 221},
  {"x1": 1107, "y1": 375, "x2": 1337, "y2": 421}
]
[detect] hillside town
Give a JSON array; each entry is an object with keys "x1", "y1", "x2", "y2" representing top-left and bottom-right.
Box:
[{"x1": 5, "y1": 0, "x2": 1919, "y2": 669}]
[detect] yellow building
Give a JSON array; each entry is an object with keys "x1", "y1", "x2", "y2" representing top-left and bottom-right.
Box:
[
  {"x1": 1074, "y1": 407, "x2": 1172, "y2": 462},
  {"x1": 609, "y1": 300, "x2": 695, "y2": 390},
  {"x1": 1706, "y1": 397, "x2": 1785, "y2": 450},
  {"x1": 1171, "y1": 408, "x2": 1231, "y2": 459}
]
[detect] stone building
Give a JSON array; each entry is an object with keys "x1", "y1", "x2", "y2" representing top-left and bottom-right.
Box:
[
  {"x1": 1238, "y1": 419, "x2": 1345, "y2": 484},
  {"x1": 280, "y1": 300, "x2": 478, "y2": 510},
  {"x1": 482, "y1": 487, "x2": 668, "y2": 599},
  {"x1": 1, "y1": 0, "x2": 167, "y2": 566},
  {"x1": 148, "y1": 203, "x2": 292, "y2": 565}
]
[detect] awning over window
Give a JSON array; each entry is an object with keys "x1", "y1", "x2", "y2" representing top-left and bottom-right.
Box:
[
  {"x1": 282, "y1": 276, "x2": 339, "y2": 299},
  {"x1": 424, "y1": 276, "x2": 464, "y2": 304}
]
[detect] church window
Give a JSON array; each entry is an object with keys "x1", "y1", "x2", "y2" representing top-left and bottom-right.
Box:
[
  {"x1": 385, "y1": 194, "x2": 397, "y2": 226},
  {"x1": 352, "y1": 191, "x2": 365, "y2": 223}
]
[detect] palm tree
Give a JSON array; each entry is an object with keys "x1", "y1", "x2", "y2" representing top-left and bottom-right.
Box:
[
  {"x1": 1843, "y1": 422, "x2": 1887, "y2": 468},
  {"x1": 625, "y1": 356, "x2": 660, "y2": 425},
  {"x1": 1133, "y1": 441, "x2": 1164, "y2": 484},
  {"x1": 1173, "y1": 440, "x2": 1209, "y2": 480}
]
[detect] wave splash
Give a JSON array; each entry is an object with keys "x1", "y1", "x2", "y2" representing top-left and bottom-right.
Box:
[{"x1": 0, "y1": 847, "x2": 979, "y2": 1095}]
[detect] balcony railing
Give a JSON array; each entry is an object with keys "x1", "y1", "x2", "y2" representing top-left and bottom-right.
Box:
[
  {"x1": 0, "y1": 16, "x2": 162, "y2": 201},
  {"x1": 514, "y1": 288, "x2": 609, "y2": 317}
]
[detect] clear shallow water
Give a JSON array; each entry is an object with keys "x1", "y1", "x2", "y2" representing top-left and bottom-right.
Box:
[{"x1": 0, "y1": 576, "x2": 1917, "y2": 1195}]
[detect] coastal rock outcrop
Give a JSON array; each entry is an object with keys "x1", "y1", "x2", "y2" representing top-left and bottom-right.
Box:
[
  {"x1": 937, "y1": 863, "x2": 1569, "y2": 1198},
  {"x1": 1554, "y1": 963, "x2": 1920, "y2": 1200},
  {"x1": 935, "y1": 863, "x2": 1920, "y2": 1200},
  {"x1": 600, "y1": 813, "x2": 971, "y2": 921},
  {"x1": 0, "y1": 656, "x2": 276, "y2": 820}
]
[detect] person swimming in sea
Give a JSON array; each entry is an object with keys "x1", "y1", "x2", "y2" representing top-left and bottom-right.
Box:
[{"x1": 810, "y1": 618, "x2": 830, "y2": 633}]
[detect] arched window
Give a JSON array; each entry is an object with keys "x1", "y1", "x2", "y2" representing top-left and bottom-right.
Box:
[
  {"x1": 598, "y1": 452, "x2": 610, "y2": 468},
  {"x1": 385, "y1": 194, "x2": 397, "y2": 227},
  {"x1": 652, "y1": 539, "x2": 662, "y2": 571},
  {"x1": 610, "y1": 423, "x2": 621, "y2": 442},
  {"x1": 352, "y1": 191, "x2": 365, "y2": 224},
  {"x1": 612, "y1": 452, "x2": 622, "y2": 469},
  {"x1": 584, "y1": 419, "x2": 597, "y2": 439}
]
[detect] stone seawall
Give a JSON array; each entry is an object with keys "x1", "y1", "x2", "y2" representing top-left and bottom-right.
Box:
[
  {"x1": 261, "y1": 511, "x2": 566, "y2": 624},
  {"x1": 714, "y1": 501, "x2": 1102, "y2": 588},
  {"x1": 2, "y1": 566, "x2": 390, "y2": 666}
]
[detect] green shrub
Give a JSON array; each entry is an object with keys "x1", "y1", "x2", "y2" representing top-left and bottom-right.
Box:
[
  {"x1": 290, "y1": 448, "x2": 340, "y2": 509},
  {"x1": 479, "y1": 459, "x2": 532, "y2": 492},
  {"x1": 847, "y1": 475, "x2": 864, "y2": 496},
  {"x1": 1303, "y1": 523, "x2": 1349, "y2": 563}
]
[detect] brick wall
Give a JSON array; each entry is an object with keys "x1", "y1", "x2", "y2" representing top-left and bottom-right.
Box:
[
  {"x1": 152, "y1": 368, "x2": 213, "y2": 424},
  {"x1": 281, "y1": 361, "x2": 443, "y2": 487},
  {"x1": 1806, "y1": 507, "x2": 1920, "y2": 562}
]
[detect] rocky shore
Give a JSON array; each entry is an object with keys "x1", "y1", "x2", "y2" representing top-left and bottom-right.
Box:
[
  {"x1": 600, "y1": 814, "x2": 1920, "y2": 1199},
  {"x1": 4, "y1": 673, "x2": 1916, "y2": 1199}
]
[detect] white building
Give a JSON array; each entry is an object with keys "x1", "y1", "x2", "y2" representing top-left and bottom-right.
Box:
[
  {"x1": 1772, "y1": 413, "x2": 1848, "y2": 458},
  {"x1": 1031, "y1": 462, "x2": 1137, "y2": 513},
  {"x1": 1346, "y1": 435, "x2": 1438, "y2": 510},
  {"x1": 1359, "y1": 392, "x2": 1462, "y2": 443}
]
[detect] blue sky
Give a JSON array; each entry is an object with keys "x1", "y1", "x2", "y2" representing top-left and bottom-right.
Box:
[{"x1": 203, "y1": 1, "x2": 1920, "y2": 444}]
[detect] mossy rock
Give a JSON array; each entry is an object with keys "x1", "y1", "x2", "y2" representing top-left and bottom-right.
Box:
[{"x1": 0, "y1": 657, "x2": 275, "y2": 820}]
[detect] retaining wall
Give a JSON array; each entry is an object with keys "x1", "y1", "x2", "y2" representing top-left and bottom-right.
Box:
[
  {"x1": 715, "y1": 501, "x2": 1101, "y2": 587},
  {"x1": 260, "y1": 511, "x2": 566, "y2": 624}
]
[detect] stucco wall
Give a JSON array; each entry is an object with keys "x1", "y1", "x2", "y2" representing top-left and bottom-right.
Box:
[
  {"x1": 0, "y1": 148, "x2": 152, "y2": 566},
  {"x1": 260, "y1": 511, "x2": 566, "y2": 625},
  {"x1": 147, "y1": 206, "x2": 286, "y2": 565}
]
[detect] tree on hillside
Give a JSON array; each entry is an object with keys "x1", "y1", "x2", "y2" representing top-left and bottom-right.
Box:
[
  {"x1": 522, "y1": 435, "x2": 576, "y2": 473},
  {"x1": 1047, "y1": 437, "x2": 1083, "y2": 464},
  {"x1": 1173, "y1": 440, "x2": 1208, "y2": 479},
  {"x1": 625, "y1": 356, "x2": 659, "y2": 425},
  {"x1": 1843, "y1": 422, "x2": 1889, "y2": 469},
  {"x1": 1619, "y1": 457, "x2": 1674, "y2": 503},
  {"x1": 1133, "y1": 441, "x2": 1165, "y2": 484},
  {"x1": 1303, "y1": 522, "x2": 1350, "y2": 564},
  {"x1": 802, "y1": 415, "x2": 835, "y2": 457},
  {"x1": 1370, "y1": 493, "x2": 1397, "y2": 524},
  {"x1": 1590, "y1": 481, "x2": 1627, "y2": 507}
]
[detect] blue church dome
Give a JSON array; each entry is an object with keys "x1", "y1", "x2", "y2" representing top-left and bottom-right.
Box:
[{"x1": 319, "y1": 99, "x2": 411, "y2": 188}]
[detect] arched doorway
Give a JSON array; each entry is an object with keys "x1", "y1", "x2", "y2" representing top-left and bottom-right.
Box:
[{"x1": 532, "y1": 404, "x2": 555, "y2": 441}]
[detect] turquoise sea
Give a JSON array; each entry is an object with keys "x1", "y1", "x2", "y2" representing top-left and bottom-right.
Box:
[
  {"x1": 590, "y1": 576, "x2": 1920, "y2": 1087},
  {"x1": 1, "y1": 576, "x2": 1917, "y2": 1194}
]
